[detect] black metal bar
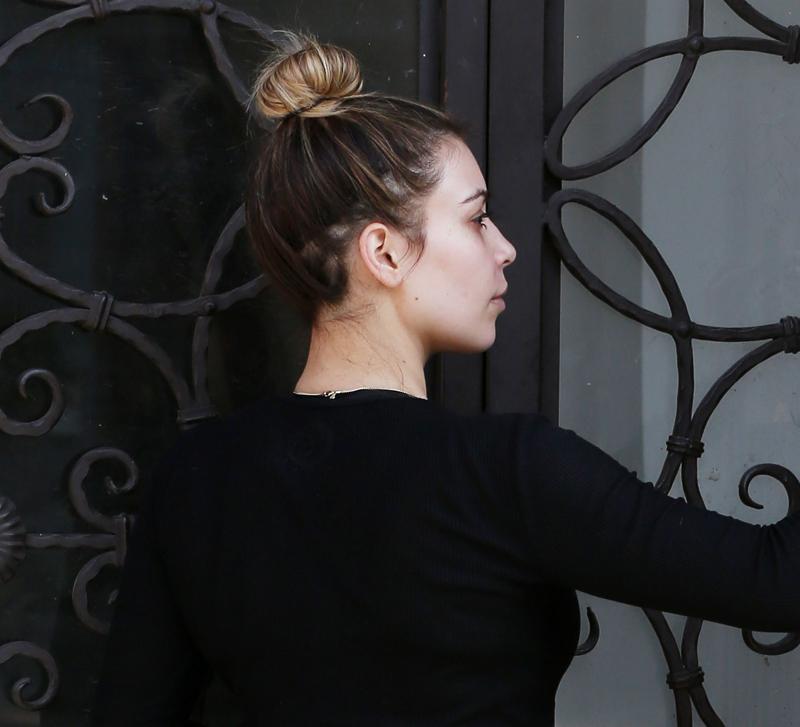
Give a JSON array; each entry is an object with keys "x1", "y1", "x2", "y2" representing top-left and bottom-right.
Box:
[
  {"x1": 418, "y1": 0, "x2": 446, "y2": 404},
  {"x1": 539, "y1": 0, "x2": 564, "y2": 423},
  {"x1": 545, "y1": 0, "x2": 800, "y2": 722},
  {"x1": 485, "y1": 0, "x2": 563, "y2": 419},
  {"x1": 435, "y1": 0, "x2": 489, "y2": 413},
  {"x1": 417, "y1": 0, "x2": 441, "y2": 107}
]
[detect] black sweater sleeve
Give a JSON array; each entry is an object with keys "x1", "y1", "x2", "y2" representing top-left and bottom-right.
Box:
[
  {"x1": 509, "y1": 412, "x2": 800, "y2": 632},
  {"x1": 91, "y1": 453, "x2": 211, "y2": 727}
]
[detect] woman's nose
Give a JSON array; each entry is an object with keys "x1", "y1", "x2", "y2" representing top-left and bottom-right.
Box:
[
  {"x1": 505, "y1": 238, "x2": 517, "y2": 265},
  {"x1": 496, "y1": 227, "x2": 516, "y2": 266}
]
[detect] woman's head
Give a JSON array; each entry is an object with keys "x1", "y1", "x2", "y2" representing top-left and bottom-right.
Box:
[{"x1": 245, "y1": 30, "x2": 515, "y2": 359}]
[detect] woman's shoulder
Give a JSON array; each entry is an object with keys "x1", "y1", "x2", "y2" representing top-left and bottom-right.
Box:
[
  {"x1": 447, "y1": 407, "x2": 555, "y2": 443},
  {"x1": 157, "y1": 397, "x2": 560, "y2": 474},
  {"x1": 150, "y1": 400, "x2": 261, "y2": 484},
  {"x1": 161, "y1": 396, "x2": 281, "y2": 458}
]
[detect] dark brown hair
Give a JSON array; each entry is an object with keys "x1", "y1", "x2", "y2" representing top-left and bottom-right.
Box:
[{"x1": 245, "y1": 29, "x2": 468, "y2": 324}]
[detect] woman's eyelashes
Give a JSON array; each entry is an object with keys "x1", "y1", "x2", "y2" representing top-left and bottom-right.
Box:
[{"x1": 472, "y1": 211, "x2": 489, "y2": 230}]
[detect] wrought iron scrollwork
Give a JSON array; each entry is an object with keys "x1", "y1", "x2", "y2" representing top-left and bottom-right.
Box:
[
  {"x1": 0, "y1": 640, "x2": 59, "y2": 710},
  {"x1": 0, "y1": 0, "x2": 281, "y2": 716},
  {"x1": 0, "y1": 496, "x2": 26, "y2": 582},
  {"x1": 737, "y1": 463, "x2": 800, "y2": 655},
  {"x1": 0, "y1": 446, "x2": 138, "y2": 642},
  {"x1": 0, "y1": 443, "x2": 154, "y2": 710},
  {"x1": 547, "y1": 1, "x2": 800, "y2": 723},
  {"x1": 0, "y1": 94, "x2": 73, "y2": 155},
  {"x1": 574, "y1": 606, "x2": 599, "y2": 656},
  {"x1": 545, "y1": 1, "x2": 800, "y2": 181},
  {"x1": 0, "y1": 0, "x2": 282, "y2": 436}
]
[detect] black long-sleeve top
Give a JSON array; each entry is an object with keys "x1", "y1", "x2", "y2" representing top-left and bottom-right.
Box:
[{"x1": 91, "y1": 388, "x2": 800, "y2": 726}]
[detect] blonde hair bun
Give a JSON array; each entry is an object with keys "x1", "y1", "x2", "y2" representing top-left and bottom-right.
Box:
[{"x1": 251, "y1": 29, "x2": 364, "y2": 120}]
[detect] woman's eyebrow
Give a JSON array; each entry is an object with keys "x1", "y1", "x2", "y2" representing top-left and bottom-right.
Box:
[{"x1": 459, "y1": 189, "x2": 488, "y2": 205}]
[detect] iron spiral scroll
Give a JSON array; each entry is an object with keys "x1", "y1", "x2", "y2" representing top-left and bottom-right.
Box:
[
  {"x1": 544, "y1": 1, "x2": 800, "y2": 725},
  {"x1": 0, "y1": 0, "x2": 277, "y2": 714}
]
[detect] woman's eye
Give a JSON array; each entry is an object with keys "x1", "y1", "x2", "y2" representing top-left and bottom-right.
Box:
[{"x1": 473, "y1": 212, "x2": 489, "y2": 230}]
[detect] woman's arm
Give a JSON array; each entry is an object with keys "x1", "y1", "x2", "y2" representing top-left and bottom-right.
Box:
[
  {"x1": 509, "y1": 412, "x2": 800, "y2": 632},
  {"x1": 91, "y1": 453, "x2": 212, "y2": 726}
]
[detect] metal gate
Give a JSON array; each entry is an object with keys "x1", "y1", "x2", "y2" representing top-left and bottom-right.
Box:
[
  {"x1": 2, "y1": 0, "x2": 798, "y2": 725},
  {"x1": 0, "y1": 1, "x2": 423, "y2": 723},
  {"x1": 541, "y1": 1, "x2": 800, "y2": 725}
]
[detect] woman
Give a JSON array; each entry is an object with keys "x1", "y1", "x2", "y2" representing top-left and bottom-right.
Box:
[{"x1": 92, "y1": 30, "x2": 800, "y2": 726}]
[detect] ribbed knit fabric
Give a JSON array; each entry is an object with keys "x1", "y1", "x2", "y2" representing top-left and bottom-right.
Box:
[{"x1": 91, "y1": 389, "x2": 800, "y2": 726}]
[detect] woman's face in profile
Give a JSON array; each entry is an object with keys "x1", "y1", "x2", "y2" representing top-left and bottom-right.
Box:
[{"x1": 402, "y1": 136, "x2": 516, "y2": 355}]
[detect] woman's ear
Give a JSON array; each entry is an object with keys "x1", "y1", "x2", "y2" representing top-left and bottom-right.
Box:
[{"x1": 356, "y1": 222, "x2": 409, "y2": 289}]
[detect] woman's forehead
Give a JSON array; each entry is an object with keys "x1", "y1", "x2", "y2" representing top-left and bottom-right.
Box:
[{"x1": 433, "y1": 139, "x2": 487, "y2": 206}]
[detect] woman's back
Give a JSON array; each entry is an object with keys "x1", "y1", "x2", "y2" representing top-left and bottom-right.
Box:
[
  {"x1": 91, "y1": 388, "x2": 800, "y2": 725},
  {"x1": 90, "y1": 31, "x2": 800, "y2": 724}
]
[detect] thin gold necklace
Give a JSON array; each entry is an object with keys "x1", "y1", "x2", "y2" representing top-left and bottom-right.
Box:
[{"x1": 292, "y1": 386, "x2": 422, "y2": 400}]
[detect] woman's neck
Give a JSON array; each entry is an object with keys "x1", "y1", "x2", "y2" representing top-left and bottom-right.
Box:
[{"x1": 294, "y1": 312, "x2": 429, "y2": 399}]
